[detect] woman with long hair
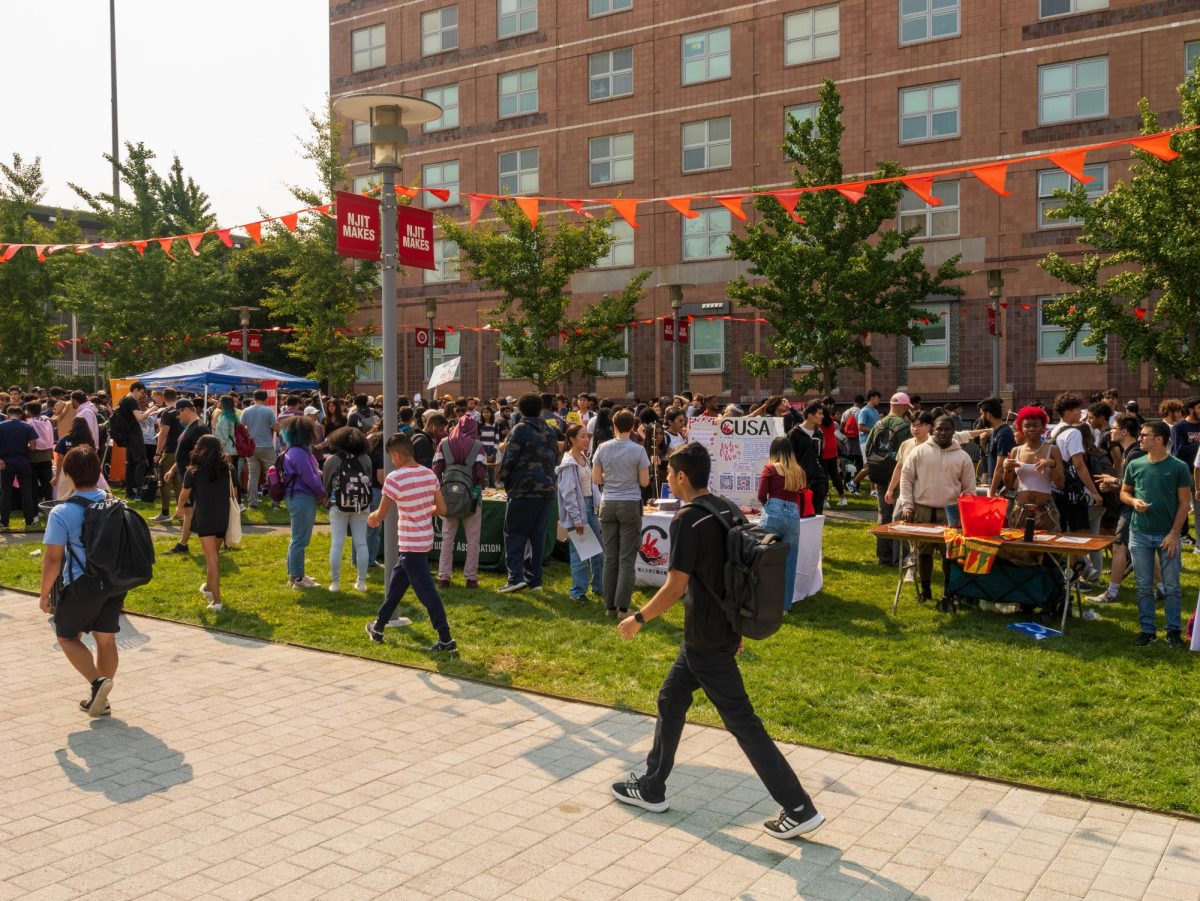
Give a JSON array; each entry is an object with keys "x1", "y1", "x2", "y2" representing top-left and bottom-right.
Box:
[
  {"x1": 322, "y1": 426, "x2": 373, "y2": 592},
  {"x1": 758, "y1": 437, "x2": 811, "y2": 610},
  {"x1": 557, "y1": 423, "x2": 604, "y2": 603},
  {"x1": 591, "y1": 407, "x2": 615, "y2": 454},
  {"x1": 818, "y1": 399, "x2": 848, "y2": 507},
  {"x1": 324, "y1": 397, "x2": 348, "y2": 432},
  {"x1": 479, "y1": 404, "x2": 499, "y2": 487},
  {"x1": 280, "y1": 416, "x2": 327, "y2": 588},
  {"x1": 177, "y1": 434, "x2": 234, "y2": 612}
]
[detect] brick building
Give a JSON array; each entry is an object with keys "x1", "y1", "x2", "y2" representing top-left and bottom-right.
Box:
[{"x1": 330, "y1": 0, "x2": 1200, "y2": 410}]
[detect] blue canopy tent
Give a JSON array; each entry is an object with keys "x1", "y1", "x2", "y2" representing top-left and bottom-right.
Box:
[{"x1": 130, "y1": 353, "x2": 318, "y2": 394}]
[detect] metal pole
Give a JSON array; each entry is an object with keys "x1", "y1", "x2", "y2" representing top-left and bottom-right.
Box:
[
  {"x1": 672, "y1": 313, "x2": 679, "y2": 397},
  {"x1": 109, "y1": 0, "x2": 120, "y2": 206},
  {"x1": 380, "y1": 168, "x2": 399, "y2": 574},
  {"x1": 71, "y1": 314, "x2": 79, "y2": 376},
  {"x1": 992, "y1": 297, "x2": 1001, "y2": 398},
  {"x1": 241, "y1": 316, "x2": 249, "y2": 362}
]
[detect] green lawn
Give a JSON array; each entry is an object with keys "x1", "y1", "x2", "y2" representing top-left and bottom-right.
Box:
[{"x1": 3, "y1": 514, "x2": 1197, "y2": 816}]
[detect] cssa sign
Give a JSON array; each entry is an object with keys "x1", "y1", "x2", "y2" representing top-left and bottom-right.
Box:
[
  {"x1": 335, "y1": 191, "x2": 381, "y2": 261},
  {"x1": 718, "y1": 417, "x2": 784, "y2": 437}
]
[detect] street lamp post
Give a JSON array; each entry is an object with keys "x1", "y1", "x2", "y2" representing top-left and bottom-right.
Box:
[
  {"x1": 985, "y1": 269, "x2": 1017, "y2": 400},
  {"x1": 662, "y1": 283, "x2": 693, "y2": 398},
  {"x1": 425, "y1": 297, "x2": 438, "y2": 389},
  {"x1": 230, "y1": 306, "x2": 259, "y2": 362},
  {"x1": 332, "y1": 92, "x2": 442, "y2": 574}
]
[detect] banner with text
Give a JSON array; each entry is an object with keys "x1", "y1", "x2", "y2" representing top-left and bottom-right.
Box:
[
  {"x1": 335, "y1": 190, "x2": 380, "y2": 261},
  {"x1": 398, "y1": 206, "x2": 436, "y2": 270},
  {"x1": 688, "y1": 416, "x2": 786, "y2": 511}
]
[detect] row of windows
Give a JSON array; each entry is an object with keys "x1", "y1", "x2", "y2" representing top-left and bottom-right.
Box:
[{"x1": 909, "y1": 299, "x2": 1094, "y2": 365}]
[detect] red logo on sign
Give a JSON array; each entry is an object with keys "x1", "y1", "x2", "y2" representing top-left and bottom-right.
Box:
[
  {"x1": 248, "y1": 333, "x2": 262, "y2": 353},
  {"x1": 663, "y1": 320, "x2": 675, "y2": 342},
  {"x1": 397, "y1": 206, "x2": 436, "y2": 270},
  {"x1": 414, "y1": 328, "x2": 447, "y2": 349},
  {"x1": 638, "y1": 526, "x2": 668, "y2": 567},
  {"x1": 227, "y1": 332, "x2": 243, "y2": 353},
  {"x1": 336, "y1": 190, "x2": 381, "y2": 261},
  {"x1": 677, "y1": 321, "x2": 689, "y2": 344}
]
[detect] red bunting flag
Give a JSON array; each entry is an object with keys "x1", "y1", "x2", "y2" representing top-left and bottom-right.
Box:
[
  {"x1": 216, "y1": 229, "x2": 234, "y2": 248},
  {"x1": 156, "y1": 237, "x2": 177, "y2": 260},
  {"x1": 772, "y1": 190, "x2": 804, "y2": 215},
  {"x1": 971, "y1": 163, "x2": 1012, "y2": 197},
  {"x1": 715, "y1": 195, "x2": 747, "y2": 221},
  {"x1": 563, "y1": 199, "x2": 594, "y2": 219},
  {"x1": 610, "y1": 199, "x2": 640, "y2": 229},
  {"x1": 427, "y1": 189, "x2": 451, "y2": 203},
  {"x1": 34, "y1": 244, "x2": 49, "y2": 262},
  {"x1": 1047, "y1": 149, "x2": 1094, "y2": 183},
  {"x1": 1134, "y1": 307, "x2": 1147, "y2": 320},
  {"x1": 245, "y1": 222, "x2": 262, "y2": 245},
  {"x1": 1131, "y1": 134, "x2": 1180, "y2": 161},
  {"x1": 835, "y1": 182, "x2": 868, "y2": 203},
  {"x1": 0, "y1": 245, "x2": 20, "y2": 263},
  {"x1": 468, "y1": 195, "x2": 490, "y2": 227},
  {"x1": 665, "y1": 197, "x2": 700, "y2": 220},
  {"x1": 396, "y1": 186, "x2": 418, "y2": 198},
  {"x1": 132, "y1": 240, "x2": 148, "y2": 256},
  {"x1": 186, "y1": 234, "x2": 204, "y2": 256},
  {"x1": 314, "y1": 203, "x2": 334, "y2": 217},
  {"x1": 516, "y1": 196, "x2": 539, "y2": 228},
  {"x1": 901, "y1": 177, "x2": 942, "y2": 206},
  {"x1": 280, "y1": 213, "x2": 300, "y2": 232}
]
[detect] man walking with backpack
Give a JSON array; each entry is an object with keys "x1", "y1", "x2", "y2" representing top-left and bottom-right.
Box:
[
  {"x1": 865, "y1": 393, "x2": 913, "y2": 567},
  {"x1": 433, "y1": 415, "x2": 486, "y2": 589},
  {"x1": 611, "y1": 442, "x2": 824, "y2": 840}
]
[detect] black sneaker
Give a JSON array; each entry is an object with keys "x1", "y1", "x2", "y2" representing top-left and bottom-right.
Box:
[
  {"x1": 611, "y1": 774, "x2": 669, "y2": 813},
  {"x1": 365, "y1": 621, "x2": 384, "y2": 644},
  {"x1": 1134, "y1": 632, "x2": 1157, "y2": 647},
  {"x1": 85, "y1": 677, "x2": 114, "y2": 718},
  {"x1": 166, "y1": 543, "x2": 189, "y2": 555},
  {"x1": 763, "y1": 803, "x2": 825, "y2": 839},
  {"x1": 1166, "y1": 630, "x2": 1186, "y2": 650},
  {"x1": 428, "y1": 639, "x2": 457, "y2": 653},
  {"x1": 917, "y1": 587, "x2": 932, "y2": 604},
  {"x1": 79, "y1": 698, "x2": 111, "y2": 716}
]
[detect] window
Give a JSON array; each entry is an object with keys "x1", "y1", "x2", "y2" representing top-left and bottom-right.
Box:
[
  {"x1": 898, "y1": 181, "x2": 959, "y2": 238},
  {"x1": 589, "y1": 133, "x2": 634, "y2": 185},
  {"x1": 690, "y1": 319, "x2": 724, "y2": 372},
  {"x1": 1038, "y1": 164, "x2": 1107, "y2": 228},
  {"x1": 352, "y1": 120, "x2": 370, "y2": 146},
  {"x1": 499, "y1": 68, "x2": 539, "y2": 117},
  {"x1": 1038, "y1": 297, "x2": 1096, "y2": 360},
  {"x1": 785, "y1": 103, "x2": 819, "y2": 137},
  {"x1": 499, "y1": 148, "x2": 539, "y2": 194},
  {"x1": 1188, "y1": 41, "x2": 1200, "y2": 77},
  {"x1": 899, "y1": 0, "x2": 959, "y2": 44},
  {"x1": 422, "y1": 161, "x2": 460, "y2": 208},
  {"x1": 424, "y1": 239, "x2": 460, "y2": 284},
  {"x1": 422, "y1": 7, "x2": 458, "y2": 56},
  {"x1": 909, "y1": 302, "x2": 949, "y2": 365},
  {"x1": 351, "y1": 25, "x2": 385, "y2": 72},
  {"x1": 423, "y1": 85, "x2": 459, "y2": 131},
  {"x1": 1039, "y1": 58, "x2": 1107, "y2": 124},
  {"x1": 357, "y1": 336, "x2": 384, "y2": 382},
  {"x1": 596, "y1": 220, "x2": 635, "y2": 269},
  {"x1": 353, "y1": 174, "x2": 381, "y2": 195},
  {"x1": 1040, "y1": 0, "x2": 1106, "y2": 18},
  {"x1": 425, "y1": 332, "x2": 462, "y2": 379},
  {"x1": 681, "y1": 117, "x2": 731, "y2": 173},
  {"x1": 589, "y1": 48, "x2": 633, "y2": 101},
  {"x1": 682, "y1": 208, "x2": 732, "y2": 260},
  {"x1": 498, "y1": 0, "x2": 537, "y2": 37},
  {"x1": 590, "y1": 0, "x2": 631, "y2": 15},
  {"x1": 598, "y1": 329, "x2": 630, "y2": 376},
  {"x1": 681, "y1": 28, "x2": 730, "y2": 85},
  {"x1": 899, "y1": 81, "x2": 959, "y2": 142},
  {"x1": 784, "y1": 5, "x2": 839, "y2": 65}
]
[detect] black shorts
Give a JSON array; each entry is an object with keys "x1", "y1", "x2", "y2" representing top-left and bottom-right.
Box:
[{"x1": 53, "y1": 574, "x2": 125, "y2": 638}]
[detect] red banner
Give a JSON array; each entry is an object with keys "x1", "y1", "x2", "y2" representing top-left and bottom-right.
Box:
[
  {"x1": 678, "y1": 320, "x2": 689, "y2": 344},
  {"x1": 335, "y1": 190, "x2": 381, "y2": 261},
  {"x1": 248, "y1": 333, "x2": 262, "y2": 353},
  {"x1": 261, "y1": 379, "x2": 278, "y2": 410},
  {"x1": 228, "y1": 332, "x2": 244, "y2": 353},
  {"x1": 397, "y1": 206, "x2": 436, "y2": 270},
  {"x1": 663, "y1": 320, "x2": 690, "y2": 343},
  {"x1": 987, "y1": 306, "x2": 1001, "y2": 337},
  {"x1": 414, "y1": 328, "x2": 446, "y2": 349}
]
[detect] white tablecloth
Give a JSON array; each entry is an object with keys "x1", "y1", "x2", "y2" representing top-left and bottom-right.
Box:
[{"x1": 635, "y1": 511, "x2": 825, "y2": 602}]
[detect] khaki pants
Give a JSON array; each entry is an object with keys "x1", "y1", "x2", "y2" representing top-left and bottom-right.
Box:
[{"x1": 158, "y1": 453, "x2": 176, "y2": 513}]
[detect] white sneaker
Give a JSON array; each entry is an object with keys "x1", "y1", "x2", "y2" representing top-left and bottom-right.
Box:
[
  {"x1": 328, "y1": 582, "x2": 340, "y2": 593},
  {"x1": 354, "y1": 580, "x2": 368, "y2": 592},
  {"x1": 1086, "y1": 590, "x2": 1118, "y2": 604},
  {"x1": 238, "y1": 503, "x2": 247, "y2": 513},
  {"x1": 297, "y1": 575, "x2": 320, "y2": 588},
  {"x1": 387, "y1": 616, "x2": 412, "y2": 628},
  {"x1": 207, "y1": 601, "x2": 223, "y2": 613},
  {"x1": 837, "y1": 498, "x2": 848, "y2": 507},
  {"x1": 199, "y1": 583, "x2": 213, "y2": 601},
  {"x1": 1082, "y1": 609, "x2": 1102, "y2": 621}
]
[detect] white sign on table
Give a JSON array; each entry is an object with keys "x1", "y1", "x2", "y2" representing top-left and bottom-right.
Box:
[{"x1": 687, "y1": 416, "x2": 785, "y2": 512}]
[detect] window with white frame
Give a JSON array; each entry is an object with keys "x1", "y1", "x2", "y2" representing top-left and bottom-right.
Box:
[
  {"x1": 595, "y1": 220, "x2": 635, "y2": 269},
  {"x1": 785, "y1": 103, "x2": 819, "y2": 137},
  {"x1": 1038, "y1": 164, "x2": 1107, "y2": 228},
  {"x1": 498, "y1": 0, "x2": 537, "y2": 37},
  {"x1": 1188, "y1": 41, "x2": 1200, "y2": 77},
  {"x1": 899, "y1": 0, "x2": 959, "y2": 44},
  {"x1": 1039, "y1": 58, "x2": 1107, "y2": 124},
  {"x1": 681, "y1": 117, "x2": 731, "y2": 173},
  {"x1": 351, "y1": 25, "x2": 385, "y2": 72},
  {"x1": 424, "y1": 240, "x2": 460, "y2": 284},
  {"x1": 589, "y1": 133, "x2": 634, "y2": 185},
  {"x1": 598, "y1": 329, "x2": 630, "y2": 376},
  {"x1": 681, "y1": 28, "x2": 730, "y2": 85},
  {"x1": 357, "y1": 335, "x2": 385, "y2": 382},
  {"x1": 898, "y1": 181, "x2": 959, "y2": 238},
  {"x1": 352, "y1": 120, "x2": 370, "y2": 146},
  {"x1": 589, "y1": 0, "x2": 631, "y2": 15},
  {"x1": 353, "y1": 174, "x2": 382, "y2": 195},
  {"x1": 1039, "y1": 0, "x2": 1106, "y2": 18},
  {"x1": 425, "y1": 332, "x2": 462, "y2": 379},
  {"x1": 1038, "y1": 297, "x2": 1096, "y2": 360},
  {"x1": 423, "y1": 85, "x2": 459, "y2": 131},
  {"x1": 499, "y1": 68, "x2": 538, "y2": 117},
  {"x1": 899, "y1": 81, "x2": 959, "y2": 142},
  {"x1": 690, "y1": 318, "x2": 724, "y2": 372},
  {"x1": 421, "y1": 6, "x2": 458, "y2": 56},
  {"x1": 499, "y1": 148, "x2": 539, "y2": 194},
  {"x1": 909, "y1": 302, "x2": 949, "y2": 365},
  {"x1": 784, "y1": 5, "x2": 839, "y2": 65},
  {"x1": 682, "y1": 209, "x2": 732, "y2": 260},
  {"x1": 422, "y1": 161, "x2": 460, "y2": 208},
  {"x1": 588, "y1": 48, "x2": 633, "y2": 101}
]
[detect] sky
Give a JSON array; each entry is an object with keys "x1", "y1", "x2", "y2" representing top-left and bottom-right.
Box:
[{"x1": 2, "y1": 0, "x2": 329, "y2": 227}]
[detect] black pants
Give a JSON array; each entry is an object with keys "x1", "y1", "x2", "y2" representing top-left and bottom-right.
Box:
[
  {"x1": 0, "y1": 462, "x2": 37, "y2": 525},
  {"x1": 809, "y1": 479, "x2": 828, "y2": 516},
  {"x1": 124, "y1": 439, "x2": 147, "y2": 500},
  {"x1": 30, "y1": 459, "x2": 54, "y2": 503},
  {"x1": 820, "y1": 457, "x2": 844, "y2": 496},
  {"x1": 1055, "y1": 493, "x2": 1089, "y2": 532},
  {"x1": 503, "y1": 495, "x2": 553, "y2": 588},
  {"x1": 640, "y1": 644, "x2": 812, "y2": 813},
  {"x1": 373, "y1": 552, "x2": 452, "y2": 643}
]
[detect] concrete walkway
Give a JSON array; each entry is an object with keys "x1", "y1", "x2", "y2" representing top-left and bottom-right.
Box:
[{"x1": 1, "y1": 590, "x2": 1196, "y2": 901}]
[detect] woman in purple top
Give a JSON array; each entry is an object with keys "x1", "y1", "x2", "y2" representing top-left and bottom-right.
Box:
[{"x1": 281, "y1": 417, "x2": 327, "y2": 589}]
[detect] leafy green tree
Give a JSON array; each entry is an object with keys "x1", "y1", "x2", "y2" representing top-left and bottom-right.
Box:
[
  {"x1": 727, "y1": 79, "x2": 967, "y2": 394},
  {"x1": 439, "y1": 200, "x2": 648, "y2": 391},
  {"x1": 1039, "y1": 78, "x2": 1200, "y2": 386}
]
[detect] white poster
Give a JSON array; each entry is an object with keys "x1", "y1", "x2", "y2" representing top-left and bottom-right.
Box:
[
  {"x1": 687, "y1": 416, "x2": 785, "y2": 511},
  {"x1": 427, "y1": 356, "x2": 460, "y2": 391}
]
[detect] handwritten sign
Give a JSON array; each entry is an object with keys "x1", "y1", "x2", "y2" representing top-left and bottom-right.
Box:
[{"x1": 688, "y1": 416, "x2": 785, "y2": 511}]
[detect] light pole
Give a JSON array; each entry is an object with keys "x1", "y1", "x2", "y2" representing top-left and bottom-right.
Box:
[
  {"x1": 109, "y1": 0, "x2": 120, "y2": 207},
  {"x1": 230, "y1": 306, "x2": 258, "y2": 362},
  {"x1": 663, "y1": 283, "x2": 693, "y2": 398},
  {"x1": 333, "y1": 92, "x2": 442, "y2": 574},
  {"x1": 985, "y1": 269, "x2": 1017, "y2": 399},
  {"x1": 425, "y1": 297, "x2": 438, "y2": 388}
]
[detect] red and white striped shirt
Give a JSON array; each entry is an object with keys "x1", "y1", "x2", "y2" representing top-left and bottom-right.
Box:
[{"x1": 383, "y1": 465, "x2": 439, "y2": 552}]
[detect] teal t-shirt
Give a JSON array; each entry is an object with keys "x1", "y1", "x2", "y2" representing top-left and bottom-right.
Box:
[{"x1": 1122, "y1": 454, "x2": 1193, "y2": 535}]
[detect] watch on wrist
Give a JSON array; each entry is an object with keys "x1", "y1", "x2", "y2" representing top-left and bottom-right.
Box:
[{"x1": 634, "y1": 611, "x2": 646, "y2": 624}]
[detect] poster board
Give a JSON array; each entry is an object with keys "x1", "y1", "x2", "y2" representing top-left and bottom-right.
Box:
[
  {"x1": 107, "y1": 378, "x2": 137, "y2": 483},
  {"x1": 687, "y1": 416, "x2": 786, "y2": 511}
]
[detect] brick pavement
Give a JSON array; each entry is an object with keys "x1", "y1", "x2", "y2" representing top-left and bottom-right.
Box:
[{"x1": 1, "y1": 588, "x2": 1198, "y2": 901}]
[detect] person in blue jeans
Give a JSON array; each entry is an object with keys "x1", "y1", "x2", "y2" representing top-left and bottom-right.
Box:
[
  {"x1": 757, "y1": 437, "x2": 811, "y2": 610},
  {"x1": 280, "y1": 417, "x2": 326, "y2": 589},
  {"x1": 497, "y1": 393, "x2": 560, "y2": 593},
  {"x1": 557, "y1": 424, "x2": 604, "y2": 602},
  {"x1": 1120, "y1": 420, "x2": 1192, "y2": 649}
]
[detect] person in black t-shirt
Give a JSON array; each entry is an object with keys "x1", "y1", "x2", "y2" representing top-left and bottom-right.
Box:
[
  {"x1": 611, "y1": 442, "x2": 824, "y2": 841},
  {"x1": 788, "y1": 400, "x2": 828, "y2": 514},
  {"x1": 163, "y1": 399, "x2": 209, "y2": 556},
  {"x1": 113, "y1": 381, "x2": 151, "y2": 501}
]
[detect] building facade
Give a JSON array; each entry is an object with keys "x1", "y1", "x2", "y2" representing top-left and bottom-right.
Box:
[{"x1": 330, "y1": 0, "x2": 1200, "y2": 409}]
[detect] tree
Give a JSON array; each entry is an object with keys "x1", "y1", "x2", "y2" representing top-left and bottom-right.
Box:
[
  {"x1": 261, "y1": 104, "x2": 379, "y2": 392},
  {"x1": 1039, "y1": 76, "x2": 1200, "y2": 386},
  {"x1": 727, "y1": 79, "x2": 967, "y2": 394},
  {"x1": 439, "y1": 200, "x2": 648, "y2": 391}
]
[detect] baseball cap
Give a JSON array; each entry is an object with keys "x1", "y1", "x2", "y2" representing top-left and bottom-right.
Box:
[
  {"x1": 303, "y1": 405, "x2": 319, "y2": 416},
  {"x1": 174, "y1": 398, "x2": 195, "y2": 410},
  {"x1": 890, "y1": 392, "x2": 912, "y2": 406}
]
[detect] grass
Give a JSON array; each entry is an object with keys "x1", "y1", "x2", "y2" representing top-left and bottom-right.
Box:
[{"x1": 2, "y1": 509, "x2": 1197, "y2": 816}]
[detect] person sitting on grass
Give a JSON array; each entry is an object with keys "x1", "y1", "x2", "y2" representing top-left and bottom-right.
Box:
[{"x1": 365, "y1": 432, "x2": 457, "y2": 653}]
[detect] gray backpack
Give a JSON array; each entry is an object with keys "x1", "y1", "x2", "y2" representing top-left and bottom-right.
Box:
[{"x1": 439, "y1": 439, "x2": 481, "y2": 519}]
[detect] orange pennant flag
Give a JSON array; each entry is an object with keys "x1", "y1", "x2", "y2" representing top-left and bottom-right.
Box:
[
  {"x1": 563, "y1": 199, "x2": 594, "y2": 219},
  {"x1": 1131, "y1": 134, "x2": 1180, "y2": 161},
  {"x1": 772, "y1": 190, "x2": 804, "y2": 215},
  {"x1": 73, "y1": 244, "x2": 95, "y2": 254},
  {"x1": 1047, "y1": 149, "x2": 1094, "y2": 183},
  {"x1": 314, "y1": 203, "x2": 334, "y2": 217},
  {"x1": 468, "y1": 194, "x2": 490, "y2": 227},
  {"x1": 427, "y1": 189, "x2": 451, "y2": 203},
  {"x1": 132, "y1": 241, "x2": 148, "y2": 256},
  {"x1": 516, "y1": 197, "x2": 539, "y2": 228},
  {"x1": 280, "y1": 213, "x2": 300, "y2": 232},
  {"x1": 34, "y1": 244, "x2": 49, "y2": 262},
  {"x1": 186, "y1": 234, "x2": 204, "y2": 256},
  {"x1": 665, "y1": 197, "x2": 700, "y2": 220},
  {"x1": 971, "y1": 163, "x2": 1012, "y2": 196},
  {"x1": 901, "y1": 177, "x2": 942, "y2": 206},
  {"x1": 715, "y1": 195, "x2": 747, "y2": 221},
  {"x1": 0, "y1": 245, "x2": 21, "y2": 263},
  {"x1": 396, "y1": 186, "x2": 418, "y2": 198},
  {"x1": 216, "y1": 229, "x2": 234, "y2": 248},
  {"x1": 835, "y1": 182, "x2": 868, "y2": 203},
  {"x1": 244, "y1": 222, "x2": 262, "y2": 245},
  {"x1": 610, "y1": 199, "x2": 640, "y2": 229},
  {"x1": 156, "y1": 237, "x2": 177, "y2": 260},
  {"x1": 44, "y1": 244, "x2": 68, "y2": 256}
]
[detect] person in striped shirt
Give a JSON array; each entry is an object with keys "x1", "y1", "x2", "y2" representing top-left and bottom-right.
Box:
[{"x1": 365, "y1": 432, "x2": 457, "y2": 652}]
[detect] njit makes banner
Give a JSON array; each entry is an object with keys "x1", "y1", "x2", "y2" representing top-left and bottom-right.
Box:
[
  {"x1": 335, "y1": 191, "x2": 381, "y2": 261},
  {"x1": 688, "y1": 416, "x2": 786, "y2": 511},
  {"x1": 397, "y1": 206, "x2": 435, "y2": 270}
]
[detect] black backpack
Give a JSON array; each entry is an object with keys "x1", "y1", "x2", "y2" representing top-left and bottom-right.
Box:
[
  {"x1": 106, "y1": 412, "x2": 129, "y2": 447},
  {"x1": 439, "y1": 438, "x2": 481, "y2": 519},
  {"x1": 689, "y1": 494, "x2": 790, "y2": 641},
  {"x1": 865, "y1": 418, "x2": 906, "y2": 485},
  {"x1": 66, "y1": 495, "x2": 155, "y2": 597},
  {"x1": 334, "y1": 453, "x2": 372, "y2": 513}
]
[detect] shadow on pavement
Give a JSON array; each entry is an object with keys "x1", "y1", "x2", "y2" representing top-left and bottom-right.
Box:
[{"x1": 55, "y1": 719, "x2": 193, "y2": 803}]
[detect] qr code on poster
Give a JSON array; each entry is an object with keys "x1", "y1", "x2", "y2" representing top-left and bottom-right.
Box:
[
  {"x1": 719, "y1": 473, "x2": 735, "y2": 491},
  {"x1": 736, "y1": 474, "x2": 752, "y2": 492}
]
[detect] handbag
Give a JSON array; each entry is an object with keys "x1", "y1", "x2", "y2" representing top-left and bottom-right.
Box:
[{"x1": 224, "y1": 475, "x2": 242, "y2": 547}]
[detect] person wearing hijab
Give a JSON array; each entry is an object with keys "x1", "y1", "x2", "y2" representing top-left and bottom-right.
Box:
[{"x1": 432, "y1": 414, "x2": 488, "y2": 589}]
